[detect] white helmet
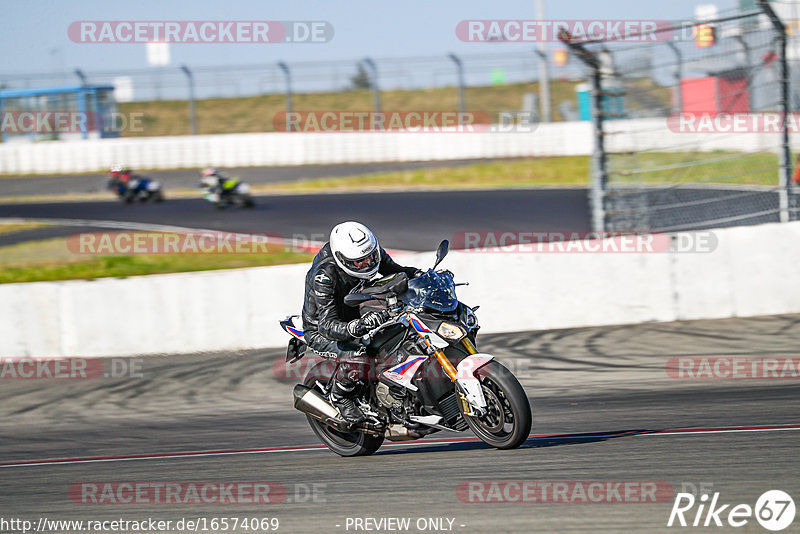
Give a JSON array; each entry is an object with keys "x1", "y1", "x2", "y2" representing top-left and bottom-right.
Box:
[{"x1": 330, "y1": 221, "x2": 381, "y2": 279}]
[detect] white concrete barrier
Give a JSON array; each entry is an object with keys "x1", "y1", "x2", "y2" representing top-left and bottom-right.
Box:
[
  {"x1": 2, "y1": 221, "x2": 800, "y2": 358},
  {"x1": 3, "y1": 117, "x2": 796, "y2": 175},
  {"x1": 0, "y1": 123, "x2": 594, "y2": 175}
]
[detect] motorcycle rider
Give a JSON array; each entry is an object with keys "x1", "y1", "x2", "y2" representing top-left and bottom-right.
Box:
[
  {"x1": 303, "y1": 221, "x2": 421, "y2": 424},
  {"x1": 107, "y1": 164, "x2": 131, "y2": 195},
  {"x1": 108, "y1": 164, "x2": 149, "y2": 198},
  {"x1": 200, "y1": 167, "x2": 237, "y2": 201}
]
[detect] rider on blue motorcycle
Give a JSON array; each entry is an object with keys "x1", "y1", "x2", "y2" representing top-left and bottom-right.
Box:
[{"x1": 108, "y1": 164, "x2": 152, "y2": 199}]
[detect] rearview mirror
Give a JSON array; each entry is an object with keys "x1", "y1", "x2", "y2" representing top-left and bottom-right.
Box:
[{"x1": 432, "y1": 239, "x2": 449, "y2": 269}]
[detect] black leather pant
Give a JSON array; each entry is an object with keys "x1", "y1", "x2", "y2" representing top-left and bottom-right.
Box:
[{"x1": 304, "y1": 330, "x2": 371, "y2": 395}]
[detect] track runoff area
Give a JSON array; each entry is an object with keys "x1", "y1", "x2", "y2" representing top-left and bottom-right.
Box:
[{"x1": 1, "y1": 315, "x2": 798, "y2": 532}]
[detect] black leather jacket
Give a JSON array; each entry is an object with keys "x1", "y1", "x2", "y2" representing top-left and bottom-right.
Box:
[{"x1": 302, "y1": 243, "x2": 417, "y2": 342}]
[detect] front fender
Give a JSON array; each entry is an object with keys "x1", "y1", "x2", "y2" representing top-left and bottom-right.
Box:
[
  {"x1": 454, "y1": 353, "x2": 494, "y2": 413},
  {"x1": 456, "y1": 353, "x2": 494, "y2": 379}
]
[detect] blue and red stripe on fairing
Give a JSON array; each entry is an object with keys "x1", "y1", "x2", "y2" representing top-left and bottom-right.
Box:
[
  {"x1": 287, "y1": 326, "x2": 304, "y2": 338},
  {"x1": 389, "y1": 356, "x2": 427, "y2": 375},
  {"x1": 409, "y1": 317, "x2": 431, "y2": 334}
]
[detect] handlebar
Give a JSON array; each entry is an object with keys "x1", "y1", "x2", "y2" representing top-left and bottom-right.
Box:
[{"x1": 359, "y1": 313, "x2": 405, "y2": 346}]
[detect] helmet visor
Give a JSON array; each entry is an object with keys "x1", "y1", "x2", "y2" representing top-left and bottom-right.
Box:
[{"x1": 339, "y1": 247, "x2": 380, "y2": 275}]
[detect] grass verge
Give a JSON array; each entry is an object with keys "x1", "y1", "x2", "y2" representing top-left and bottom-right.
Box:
[
  {"x1": 118, "y1": 81, "x2": 585, "y2": 137},
  {"x1": 0, "y1": 236, "x2": 314, "y2": 284},
  {"x1": 0, "y1": 220, "x2": 52, "y2": 235},
  {"x1": 250, "y1": 151, "x2": 780, "y2": 192}
]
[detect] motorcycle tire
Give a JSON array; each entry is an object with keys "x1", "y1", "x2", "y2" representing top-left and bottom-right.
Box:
[
  {"x1": 462, "y1": 360, "x2": 532, "y2": 449},
  {"x1": 303, "y1": 361, "x2": 384, "y2": 457}
]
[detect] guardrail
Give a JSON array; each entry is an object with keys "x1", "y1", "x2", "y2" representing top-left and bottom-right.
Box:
[{"x1": 2, "y1": 221, "x2": 799, "y2": 358}]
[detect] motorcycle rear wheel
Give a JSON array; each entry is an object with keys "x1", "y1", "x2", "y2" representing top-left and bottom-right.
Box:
[
  {"x1": 463, "y1": 360, "x2": 532, "y2": 449},
  {"x1": 303, "y1": 362, "x2": 384, "y2": 457}
]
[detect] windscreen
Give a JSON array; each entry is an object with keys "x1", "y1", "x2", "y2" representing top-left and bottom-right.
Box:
[{"x1": 402, "y1": 269, "x2": 458, "y2": 313}]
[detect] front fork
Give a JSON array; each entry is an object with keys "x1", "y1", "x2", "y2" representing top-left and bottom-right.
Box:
[{"x1": 419, "y1": 334, "x2": 488, "y2": 417}]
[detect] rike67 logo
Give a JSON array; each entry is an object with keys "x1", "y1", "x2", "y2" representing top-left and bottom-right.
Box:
[{"x1": 668, "y1": 490, "x2": 795, "y2": 531}]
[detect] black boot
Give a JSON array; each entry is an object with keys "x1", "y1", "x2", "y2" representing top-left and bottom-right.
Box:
[{"x1": 330, "y1": 380, "x2": 365, "y2": 424}]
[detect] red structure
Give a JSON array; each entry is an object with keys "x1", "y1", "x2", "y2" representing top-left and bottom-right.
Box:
[{"x1": 679, "y1": 74, "x2": 750, "y2": 113}]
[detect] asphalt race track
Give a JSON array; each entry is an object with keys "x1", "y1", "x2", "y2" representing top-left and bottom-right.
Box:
[
  {"x1": 1, "y1": 315, "x2": 798, "y2": 533},
  {"x1": 0, "y1": 189, "x2": 591, "y2": 251},
  {"x1": 0, "y1": 160, "x2": 507, "y2": 198}
]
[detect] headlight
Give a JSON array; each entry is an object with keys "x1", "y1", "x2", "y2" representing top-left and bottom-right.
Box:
[{"x1": 437, "y1": 322, "x2": 466, "y2": 341}]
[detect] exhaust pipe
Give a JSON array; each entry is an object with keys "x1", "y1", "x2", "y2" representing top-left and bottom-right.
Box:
[
  {"x1": 385, "y1": 424, "x2": 422, "y2": 441},
  {"x1": 293, "y1": 384, "x2": 347, "y2": 430},
  {"x1": 293, "y1": 384, "x2": 385, "y2": 436}
]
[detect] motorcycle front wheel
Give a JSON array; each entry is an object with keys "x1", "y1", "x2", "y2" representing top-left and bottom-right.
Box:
[
  {"x1": 303, "y1": 361, "x2": 384, "y2": 457},
  {"x1": 463, "y1": 360, "x2": 532, "y2": 449}
]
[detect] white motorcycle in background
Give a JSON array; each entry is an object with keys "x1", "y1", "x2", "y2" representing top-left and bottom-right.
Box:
[{"x1": 199, "y1": 176, "x2": 255, "y2": 209}]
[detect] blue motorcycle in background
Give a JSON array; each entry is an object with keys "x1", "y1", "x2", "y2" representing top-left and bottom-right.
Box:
[{"x1": 107, "y1": 170, "x2": 165, "y2": 204}]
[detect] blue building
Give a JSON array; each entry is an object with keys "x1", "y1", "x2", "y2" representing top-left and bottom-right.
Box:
[{"x1": 0, "y1": 84, "x2": 119, "y2": 141}]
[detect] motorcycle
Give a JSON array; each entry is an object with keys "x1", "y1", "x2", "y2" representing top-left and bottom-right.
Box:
[
  {"x1": 199, "y1": 177, "x2": 255, "y2": 209},
  {"x1": 108, "y1": 176, "x2": 164, "y2": 203},
  {"x1": 279, "y1": 240, "x2": 532, "y2": 456}
]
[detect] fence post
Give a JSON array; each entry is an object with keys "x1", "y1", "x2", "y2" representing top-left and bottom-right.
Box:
[
  {"x1": 278, "y1": 61, "x2": 293, "y2": 116},
  {"x1": 759, "y1": 0, "x2": 793, "y2": 223},
  {"x1": 733, "y1": 35, "x2": 753, "y2": 110},
  {"x1": 666, "y1": 42, "x2": 683, "y2": 113},
  {"x1": 534, "y1": 49, "x2": 552, "y2": 123},
  {"x1": 535, "y1": 0, "x2": 552, "y2": 123},
  {"x1": 74, "y1": 68, "x2": 87, "y2": 87},
  {"x1": 560, "y1": 32, "x2": 607, "y2": 232},
  {"x1": 74, "y1": 69, "x2": 89, "y2": 139},
  {"x1": 363, "y1": 57, "x2": 382, "y2": 129},
  {"x1": 180, "y1": 65, "x2": 198, "y2": 135},
  {"x1": 589, "y1": 68, "x2": 608, "y2": 232},
  {"x1": 447, "y1": 53, "x2": 466, "y2": 116}
]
